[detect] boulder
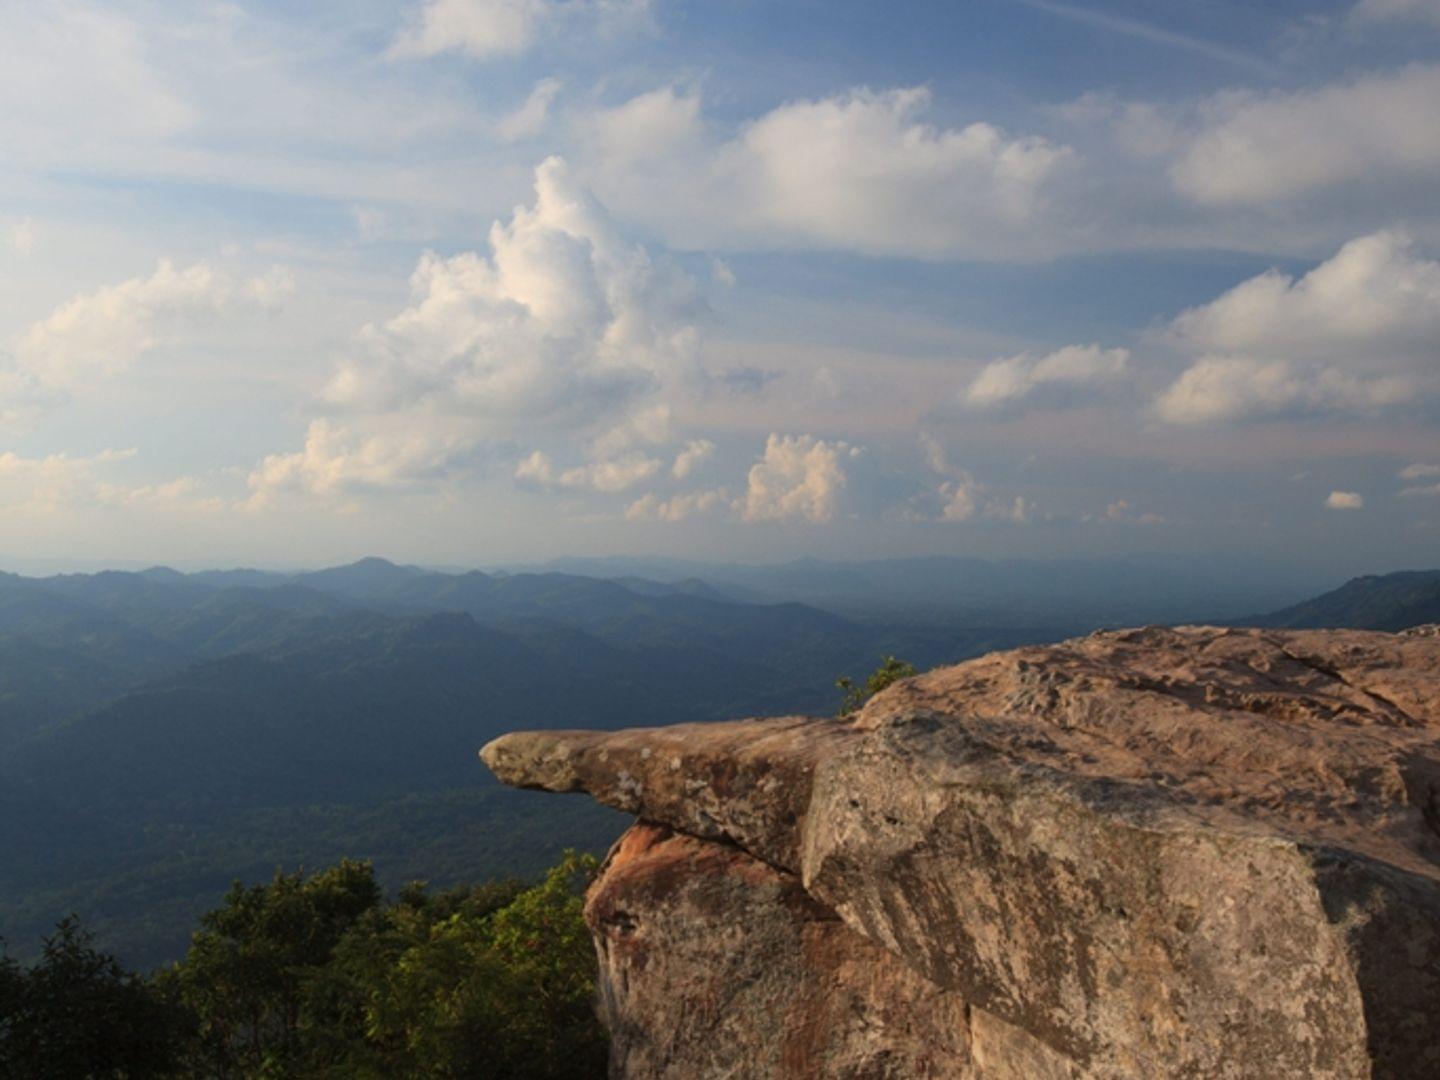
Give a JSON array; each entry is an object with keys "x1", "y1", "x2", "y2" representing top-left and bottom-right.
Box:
[{"x1": 482, "y1": 627, "x2": 1440, "y2": 1078}]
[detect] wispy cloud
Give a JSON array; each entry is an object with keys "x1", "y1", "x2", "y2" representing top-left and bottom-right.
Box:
[{"x1": 1010, "y1": 0, "x2": 1275, "y2": 78}]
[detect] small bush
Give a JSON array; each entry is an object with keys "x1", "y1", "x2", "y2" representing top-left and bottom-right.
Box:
[{"x1": 836, "y1": 655, "x2": 917, "y2": 715}]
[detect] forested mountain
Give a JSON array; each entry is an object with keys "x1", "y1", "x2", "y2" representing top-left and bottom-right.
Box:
[
  {"x1": 0, "y1": 559, "x2": 1054, "y2": 966},
  {"x1": 524, "y1": 554, "x2": 1321, "y2": 624},
  {"x1": 1246, "y1": 570, "x2": 1440, "y2": 631}
]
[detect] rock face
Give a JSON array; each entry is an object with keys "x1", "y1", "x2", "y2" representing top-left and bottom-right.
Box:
[{"x1": 482, "y1": 627, "x2": 1440, "y2": 1079}]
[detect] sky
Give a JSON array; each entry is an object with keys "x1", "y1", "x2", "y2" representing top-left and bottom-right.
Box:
[{"x1": 1, "y1": 0, "x2": 1438, "y2": 575}]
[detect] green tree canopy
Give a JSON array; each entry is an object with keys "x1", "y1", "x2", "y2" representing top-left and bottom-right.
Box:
[
  {"x1": 0, "y1": 917, "x2": 188, "y2": 1079},
  {"x1": 157, "y1": 853, "x2": 606, "y2": 1079}
]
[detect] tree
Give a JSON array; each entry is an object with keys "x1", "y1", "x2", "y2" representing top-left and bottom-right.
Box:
[
  {"x1": 162, "y1": 853, "x2": 607, "y2": 1078},
  {"x1": 836, "y1": 655, "x2": 918, "y2": 715},
  {"x1": 338, "y1": 852, "x2": 607, "y2": 1079},
  {"x1": 0, "y1": 917, "x2": 189, "y2": 1079},
  {"x1": 162, "y1": 858, "x2": 382, "y2": 1077}
]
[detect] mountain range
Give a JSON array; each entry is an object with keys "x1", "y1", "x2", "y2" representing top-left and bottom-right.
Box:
[
  {"x1": 0, "y1": 557, "x2": 1052, "y2": 966},
  {"x1": 1243, "y1": 570, "x2": 1440, "y2": 632},
  {"x1": 2, "y1": 556, "x2": 1432, "y2": 967}
]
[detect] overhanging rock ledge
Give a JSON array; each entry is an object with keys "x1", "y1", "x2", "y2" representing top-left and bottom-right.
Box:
[{"x1": 482, "y1": 626, "x2": 1440, "y2": 1079}]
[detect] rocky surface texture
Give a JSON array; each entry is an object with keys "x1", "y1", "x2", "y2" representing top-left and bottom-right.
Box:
[{"x1": 482, "y1": 626, "x2": 1440, "y2": 1079}]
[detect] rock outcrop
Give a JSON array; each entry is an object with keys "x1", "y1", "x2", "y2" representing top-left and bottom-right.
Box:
[{"x1": 482, "y1": 627, "x2": 1440, "y2": 1079}]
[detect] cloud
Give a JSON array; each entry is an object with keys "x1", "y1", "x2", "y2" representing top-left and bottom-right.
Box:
[
  {"x1": 1153, "y1": 357, "x2": 1416, "y2": 425},
  {"x1": 254, "y1": 158, "x2": 712, "y2": 507},
  {"x1": 1352, "y1": 0, "x2": 1440, "y2": 25},
  {"x1": 917, "y1": 433, "x2": 983, "y2": 522},
  {"x1": 497, "y1": 77, "x2": 563, "y2": 141},
  {"x1": 937, "y1": 479, "x2": 981, "y2": 522},
  {"x1": 625, "y1": 487, "x2": 729, "y2": 522},
  {"x1": 986, "y1": 495, "x2": 1035, "y2": 524},
  {"x1": 0, "y1": 3, "x2": 195, "y2": 169},
  {"x1": 391, "y1": 0, "x2": 651, "y2": 61},
  {"x1": 1171, "y1": 66, "x2": 1440, "y2": 205},
  {"x1": 516, "y1": 444, "x2": 664, "y2": 493},
  {"x1": 1104, "y1": 499, "x2": 1164, "y2": 525},
  {"x1": 1170, "y1": 232, "x2": 1440, "y2": 354},
  {"x1": 246, "y1": 419, "x2": 477, "y2": 505},
  {"x1": 16, "y1": 261, "x2": 221, "y2": 386},
  {"x1": 588, "y1": 86, "x2": 1072, "y2": 258},
  {"x1": 1155, "y1": 232, "x2": 1440, "y2": 424},
  {"x1": 4, "y1": 259, "x2": 290, "y2": 416},
  {"x1": 671, "y1": 438, "x2": 714, "y2": 479},
  {"x1": 1326, "y1": 490, "x2": 1365, "y2": 510},
  {"x1": 589, "y1": 85, "x2": 704, "y2": 162},
  {"x1": 1399, "y1": 462, "x2": 1440, "y2": 497},
  {"x1": 93, "y1": 476, "x2": 223, "y2": 512},
  {"x1": 558, "y1": 452, "x2": 662, "y2": 492},
  {"x1": 1013, "y1": 0, "x2": 1271, "y2": 75},
  {"x1": 514, "y1": 449, "x2": 557, "y2": 486},
  {"x1": 0, "y1": 448, "x2": 134, "y2": 514},
  {"x1": 0, "y1": 448, "x2": 219, "y2": 516},
  {"x1": 322, "y1": 156, "x2": 701, "y2": 431},
  {"x1": 740, "y1": 433, "x2": 860, "y2": 523},
  {"x1": 965, "y1": 344, "x2": 1129, "y2": 408}
]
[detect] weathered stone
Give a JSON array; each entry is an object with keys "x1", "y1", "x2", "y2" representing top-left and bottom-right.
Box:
[
  {"x1": 482, "y1": 715, "x2": 856, "y2": 871},
  {"x1": 482, "y1": 627, "x2": 1440, "y2": 1078},
  {"x1": 587, "y1": 821, "x2": 1070, "y2": 1079}
]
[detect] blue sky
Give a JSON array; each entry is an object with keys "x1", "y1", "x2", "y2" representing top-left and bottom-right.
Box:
[{"x1": 1, "y1": 0, "x2": 1438, "y2": 575}]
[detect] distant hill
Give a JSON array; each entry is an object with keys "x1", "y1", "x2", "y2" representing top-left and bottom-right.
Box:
[
  {"x1": 523, "y1": 554, "x2": 1321, "y2": 625},
  {"x1": 1245, "y1": 570, "x2": 1440, "y2": 632},
  {"x1": 0, "y1": 557, "x2": 1058, "y2": 967}
]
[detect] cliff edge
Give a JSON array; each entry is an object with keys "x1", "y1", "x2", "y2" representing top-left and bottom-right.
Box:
[{"x1": 482, "y1": 626, "x2": 1440, "y2": 1079}]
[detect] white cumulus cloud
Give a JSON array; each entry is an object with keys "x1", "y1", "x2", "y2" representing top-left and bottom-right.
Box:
[
  {"x1": 391, "y1": 0, "x2": 650, "y2": 60},
  {"x1": 322, "y1": 156, "x2": 701, "y2": 429},
  {"x1": 1155, "y1": 231, "x2": 1440, "y2": 424},
  {"x1": 1171, "y1": 66, "x2": 1440, "y2": 205},
  {"x1": 741, "y1": 433, "x2": 860, "y2": 523},
  {"x1": 671, "y1": 438, "x2": 715, "y2": 479},
  {"x1": 497, "y1": 77, "x2": 563, "y2": 141},
  {"x1": 1326, "y1": 490, "x2": 1365, "y2": 510},
  {"x1": 515, "y1": 443, "x2": 665, "y2": 494},
  {"x1": 0, "y1": 448, "x2": 134, "y2": 514},
  {"x1": 0, "y1": 448, "x2": 217, "y2": 516},
  {"x1": 965, "y1": 344, "x2": 1129, "y2": 408},
  {"x1": 19, "y1": 261, "x2": 213, "y2": 384},
  {"x1": 246, "y1": 419, "x2": 476, "y2": 506},
  {"x1": 253, "y1": 158, "x2": 710, "y2": 504},
  {"x1": 4, "y1": 259, "x2": 291, "y2": 419},
  {"x1": 1154, "y1": 357, "x2": 1416, "y2": 426},
  {"x1": 588, "y1": 86, "x2": 1072, "y2": 259},
  {"x1": 937, "y1": 480, "x2": 981, "y2": 522},
  {"x1": 625, "y1": 487, "x2": 730, "y2": 522},
  {"x1": 557, "y1": 452, "x2": 662, "y2": 492}
]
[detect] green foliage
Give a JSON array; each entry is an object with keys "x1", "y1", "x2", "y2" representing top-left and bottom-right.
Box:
[
  {"x1": 158, "y1": 853, "x2": 606, "y2": 1079},
  {"x1": 317, "y1": 853, "x2": 606, "y2": 1079},
  {"x1": 836, "y1": 654, "x2": 918, "y2": 715},
  {"x1": 162, "y1": 858, "x2": 383, "y2": 1077},
  {"x1": 0, "y1": 917, "x2": 190, "y2": 1079}
]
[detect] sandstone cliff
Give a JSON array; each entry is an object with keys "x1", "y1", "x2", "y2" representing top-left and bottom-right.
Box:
[{"x1": 482, "y1": 626, "x2": 1440, "y2": 1079}]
